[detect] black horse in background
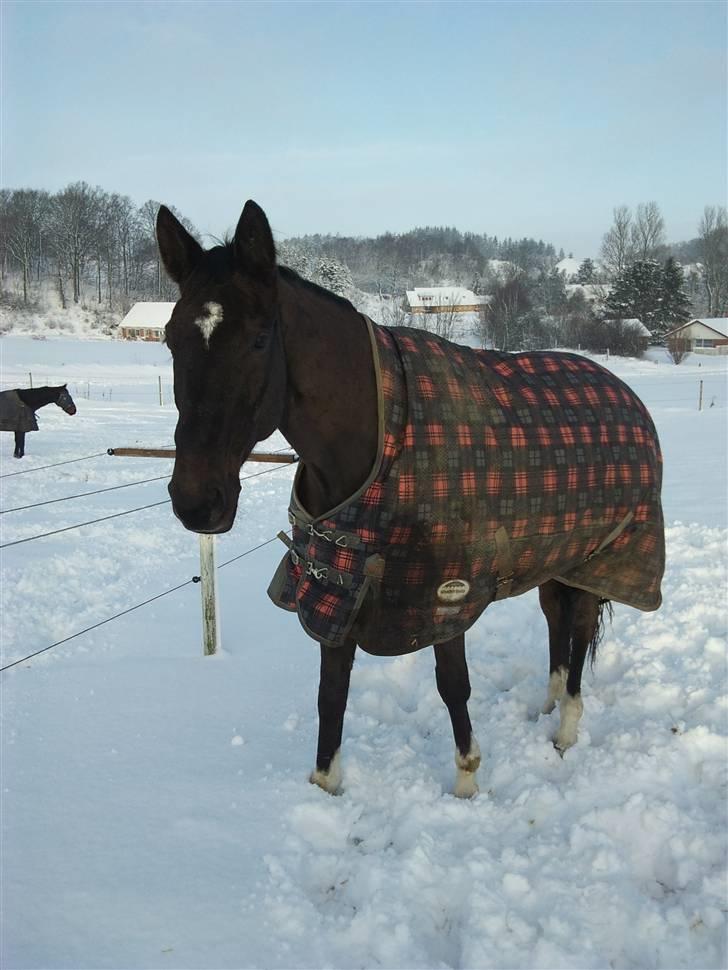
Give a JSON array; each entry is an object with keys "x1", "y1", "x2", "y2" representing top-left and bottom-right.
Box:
[{"x1": 0, "y1": 385, "x2": 77, "y2": 458}]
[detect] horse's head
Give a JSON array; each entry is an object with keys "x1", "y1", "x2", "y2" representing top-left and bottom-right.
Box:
[
  {"x1": 157, "y1": 200, "x2": 286, "y2": 534},
  {"x1": 56, "y1": 386, "x2": 77, "y2": 415}
]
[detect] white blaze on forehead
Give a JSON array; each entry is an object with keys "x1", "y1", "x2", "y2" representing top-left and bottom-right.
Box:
[{"x1": 194, "y1": 301, "x2": 224, "y2": 347}]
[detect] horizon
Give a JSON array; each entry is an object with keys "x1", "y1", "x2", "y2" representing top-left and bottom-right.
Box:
[{"x1": 2, "y1": 0, "x2": 725, "y2": 257}]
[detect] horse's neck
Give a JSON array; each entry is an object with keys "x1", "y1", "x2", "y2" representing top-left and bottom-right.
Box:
[
  {"x1": 15, "y1": 387, "x2": 58, "y2": 410},
  {"x1": 277, "y1": 274, "x2": 379, "y2": 517}
]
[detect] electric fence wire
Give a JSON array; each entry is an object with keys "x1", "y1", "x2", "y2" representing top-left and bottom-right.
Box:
[{"x1": 0, "y1": 461, "x2": 297, "y2": 550}]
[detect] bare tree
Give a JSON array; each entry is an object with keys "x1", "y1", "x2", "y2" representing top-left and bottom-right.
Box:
[
  {"x1": 631, "y1": 201, "x2": 666, "y2": 261},
  {"x1": 698, "y1": 205, "x2": 728, "y2": 316},
  {"x1": 4, "y1": 190, "x2": 49, "y2": 303},
  {"x1": 600, "y1": 206, "x2": 634, "y2": 278},
  {"x1": 666, "y1": 334, "x2": 690, "y2": 364}
]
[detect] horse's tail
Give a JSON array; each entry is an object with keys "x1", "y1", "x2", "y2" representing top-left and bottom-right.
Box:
[{"x1": 587, "y1": 598, "x2": 613, "y2": 670}]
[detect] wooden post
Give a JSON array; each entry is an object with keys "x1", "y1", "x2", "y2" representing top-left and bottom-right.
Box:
[
  {"x1": 198, "y1": 534, "x2": 220, "y2": 656},
  {"x1": 698, "y1": 379, "x2": 704, "y2": 411},
  {"x1": 28, "y1": 371, "x2": 33, "y2": 388},
  {"x1": 158, "y1": 376, "x2": 163, "y2": 407},
  {"x1": 107, "y1": 447, "x2": 296, "y2": 463}
]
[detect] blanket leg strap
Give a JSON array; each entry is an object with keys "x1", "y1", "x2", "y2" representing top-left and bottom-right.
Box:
[{"x1": 494, "y1": 526, "x2": 514, "y2": 601}]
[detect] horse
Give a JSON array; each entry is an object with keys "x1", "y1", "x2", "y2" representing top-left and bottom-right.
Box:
[
  {"x1": 156, "y1": 200, "x2": 665, "y2": 798},
  {"x1": 0, "y1": 385, "x2": 77, "y2": 458}
]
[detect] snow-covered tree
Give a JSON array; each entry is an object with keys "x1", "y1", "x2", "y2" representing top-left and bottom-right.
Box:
[
  {"x1": 660, "y1": 257, "x2": 692, "y2": 332},
  {"x1": 314, "y1": 255, "x2": 353, "y2": 298},
  {"x1": 603, "y1": 259, "x2": 664, "y2": 335},
  {"x1": 576, "y1": 258, "x2": 595, "y2": 283}
]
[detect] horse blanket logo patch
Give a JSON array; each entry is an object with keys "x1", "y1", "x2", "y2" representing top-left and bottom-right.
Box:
[{"x1": 437, "y1": 579, "x2": 470, "y2": 603}]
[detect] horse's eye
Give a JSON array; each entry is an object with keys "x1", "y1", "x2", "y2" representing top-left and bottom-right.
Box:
[{"x1": 253, "y1": 332, "x2": 268, "y2": 349}]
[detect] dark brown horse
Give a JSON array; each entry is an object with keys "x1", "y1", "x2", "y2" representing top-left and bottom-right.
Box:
[
  {"x1": 156, "y1": 201, "x2": 664, "y2": 797},
  {"x1": 0, "y1": 385, "x2": 77, "y2": 458}
]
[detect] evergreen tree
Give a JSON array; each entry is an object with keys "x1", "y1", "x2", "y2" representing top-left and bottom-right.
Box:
[
  {"x1": 576, "y1": 258, "x2": 595, "y2": 284},
  {"x1": 660, "y1": 257, "x2": 691, "y2": 333},
  {"x1": 603, "y1": 259, "x2": 664, "y2": 336}
]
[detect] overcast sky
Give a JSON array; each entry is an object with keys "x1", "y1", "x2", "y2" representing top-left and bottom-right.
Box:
[{"x1": 2, "y1": 0, "x2": 725, "y2": 255}]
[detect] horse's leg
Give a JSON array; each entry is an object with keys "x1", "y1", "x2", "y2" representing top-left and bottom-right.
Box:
[
  {"x1": 538, "y1": 580, "x2": 572, "y2": 714},
  {"x1": 554, "y1": 588, "x2": 601, "y2": 753},
  {"x1": 310, "y1": 638, "x2": 356, "y2": 794},
  {"x1": 14, "y1": 431, "x2": 24, "y2": 458},
  {"x1": 434, "y1": 634, "x2": 480, "y2": 798}
]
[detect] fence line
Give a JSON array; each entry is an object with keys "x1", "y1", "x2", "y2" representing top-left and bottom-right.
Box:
[
  {"x1": 0, "y1": 531, "x2": 287, "y2": 674},
  {"x1": 0, "y1": 462, "x2": 296, "y2": 548},
  {"x1": 0, "y1": 474, "x2": 172, "y2": 514},
  {"x1": 0, "y1": 452, "x2": 108, "y2": 479}
]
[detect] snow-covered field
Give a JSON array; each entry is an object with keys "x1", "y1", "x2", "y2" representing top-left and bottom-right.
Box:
[{"x1": 1, "y1": 334, "x2": 726, "y2": 970}]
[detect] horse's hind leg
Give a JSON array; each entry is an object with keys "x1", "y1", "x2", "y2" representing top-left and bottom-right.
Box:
[
  {"x1": 14, "y1": 431, "x2": 25, "y2": 458},
  {"x1": 554, "y1": 588, "x2": 601, "y2": 753},
  {"x1": 538, "y1": 580, "x2": 572, "y2": 714},
  {"x1": 434, "y1": 634, "x2": 480, "y2": 798},
  {"x1": 310, "y1": 639, "x2": 356, "y2": 794}
]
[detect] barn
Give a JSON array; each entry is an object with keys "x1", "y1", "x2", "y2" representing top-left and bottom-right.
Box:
[
  {"x1": 118, "y1": 302, "x2": 175, "y2": 341},
  {"x1": 405, "y1": 286, "x2": 488, "y2": 314},
  {"x1": 662, "y1": 318, "x2": 728, "y2": 355}
]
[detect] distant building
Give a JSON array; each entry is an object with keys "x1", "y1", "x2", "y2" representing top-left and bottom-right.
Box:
[
  {"x1": 405, "y1": 287, "x2": 488, "y2": 314},
  {"x1": 119, "y1": 302, "x2": 175, "y2": 341},
  {"x1": 662, "y1": 318, "x2": 728, "y2": 355}
]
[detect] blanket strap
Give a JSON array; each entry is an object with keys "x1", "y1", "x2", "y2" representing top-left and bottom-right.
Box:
[
  {"x1": 287, "y1": 509, "x2": 362, "y2": 548},
  {"x1": 584, "y1": 511, "x2": 634, "y2": 562},
  {"x1": 494, "y1": 526, "x2": 514, "y2": 600}
]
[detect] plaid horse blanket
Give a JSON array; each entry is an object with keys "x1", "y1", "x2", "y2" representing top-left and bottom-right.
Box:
[
  {"x1": 268, "y1": 318, "x2": 664, "y2": 654},
  {"x1": 0, "y1": 390, "x2": 38, "y2": 433}
]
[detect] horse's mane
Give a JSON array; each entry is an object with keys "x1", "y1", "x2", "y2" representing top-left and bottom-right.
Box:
[{"x1": 189, "y1": 240, "x2": 356, "y2": 314}]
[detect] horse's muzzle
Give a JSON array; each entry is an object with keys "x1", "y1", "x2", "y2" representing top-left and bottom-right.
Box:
[
  {"x1": 65, "y1": 405, "x2": 77, "y2": 415},
  {"x1": 168, "y1": 478, "x2": 239, "y2": 534}
]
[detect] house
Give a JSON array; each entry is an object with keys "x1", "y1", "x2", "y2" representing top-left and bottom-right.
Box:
[
  {"x1": 118, "y1": 302, "x2": 176, "y2": 341},
  {"x1": 405, "y1": 287, "x2": 488, "y2": 314},
  {"x1": 662, "y1": 318, "x2": 728, "y2": 355}
]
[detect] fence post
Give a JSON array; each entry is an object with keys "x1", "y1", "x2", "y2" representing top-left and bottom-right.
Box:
[
  {"x1": 698, "y1": 379, "x2": 704, "y2": 412},
  {"x1": 158, "y1": 376, "x2": 163, "y2": 407},
  {"x1": 28, "y1": 371, "x2": 33, "y2": 388},
  {"x1": 198, "y1": 534, "x2": 221, "y2": 656}
]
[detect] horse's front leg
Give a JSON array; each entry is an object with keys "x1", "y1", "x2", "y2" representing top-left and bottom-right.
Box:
[
  {"x1": 310, "y1": 638, "x2": 356, "y2": 794},
  {"x1": 434, "y1": 635, "x2": 481, "y2": 798},
  {"x1": 14, "y1": 431, "x2": 25, "y2": 458}
]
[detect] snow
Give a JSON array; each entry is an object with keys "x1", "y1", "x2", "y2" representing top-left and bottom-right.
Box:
[{"x1": 1, "y1": 334, "x2": 726, "y2": 969}]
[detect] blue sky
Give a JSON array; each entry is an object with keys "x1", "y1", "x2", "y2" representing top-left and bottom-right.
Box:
[{"x1": 2, "y1": 0, "x2": 725, "y2": 255}]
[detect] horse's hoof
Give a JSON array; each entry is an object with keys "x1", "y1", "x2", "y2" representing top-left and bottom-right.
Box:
[
  {"x1": 453, "y1": 772, "x2": 479, "y2": 798},
  {"x1": 309, "y1": 751, "x2": 342, "y2": 795}
]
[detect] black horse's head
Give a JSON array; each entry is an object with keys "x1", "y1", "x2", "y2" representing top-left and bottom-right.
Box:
[
  {"x1": 156, "y1": 201, "x2": 286, "y2": 534},
  {"x1": 56, "y1": 385, "x2": 77, "y2": 415}
]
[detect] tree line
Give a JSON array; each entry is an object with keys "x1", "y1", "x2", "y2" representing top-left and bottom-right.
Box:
[
  {"x1": 0, "y1": 182, "x2": 192, "y2": 311},
  {"x1": 1, "y1": 183, "x2": 725, "y2": 357}
]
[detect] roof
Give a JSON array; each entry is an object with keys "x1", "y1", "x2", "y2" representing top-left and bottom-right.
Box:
[
  {"x1": 663, "y1": 318, "x2": 728, "y2": 339},
  {"x1": 119, "y1": 302, "x2": 176, "y2": 329},
  {"x1": 405, "y1": 287, "x2": 487, "y2": 308},
  {"x1": 620, "y1": 318, "x2": 651, "y2": 337}
]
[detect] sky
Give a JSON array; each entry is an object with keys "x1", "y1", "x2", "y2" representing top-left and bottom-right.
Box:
[{"x1": 1, "y1": 0, "x2": 725, "y2": 256}]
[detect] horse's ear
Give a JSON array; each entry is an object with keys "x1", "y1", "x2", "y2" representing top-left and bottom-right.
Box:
[
  {"x1": 156, "y1": 205, "x2": 203, "y2": 286},
  {"x1": 233, "y1": 201, "x2": 276, "y2": 280}
]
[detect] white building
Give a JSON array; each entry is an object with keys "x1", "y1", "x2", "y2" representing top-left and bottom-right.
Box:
[
  {"x1": 405, "y1": 287, "x2": 488, "y2": 314},
  {"x1": 118, "y1": 302, "x2": 175, "y2": 341},
  {"x1": 662, "y1": 318, "x2": 728, "y2": 355}
]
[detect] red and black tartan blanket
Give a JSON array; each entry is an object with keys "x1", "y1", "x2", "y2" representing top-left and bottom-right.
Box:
[{"x1": 268, "y1": 318, "x2": 664, "y2": 654}]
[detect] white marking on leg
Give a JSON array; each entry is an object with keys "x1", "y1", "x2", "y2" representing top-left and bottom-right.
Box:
[
  {"x1": 454, "y1": 736, "x2": 481, "y2": 798},
  {"x1": 194, "y1": 301, "x2": 224, "y2": 348},
  {"x1": 542, "y1": 666, "x2": 568, "y2": 715},
  {"x1": 310, "y1": 749, "x2": 342, "y2": 795},
  {"x1": 555, "y1": 692, "x2": 583, "y2": 752}
]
